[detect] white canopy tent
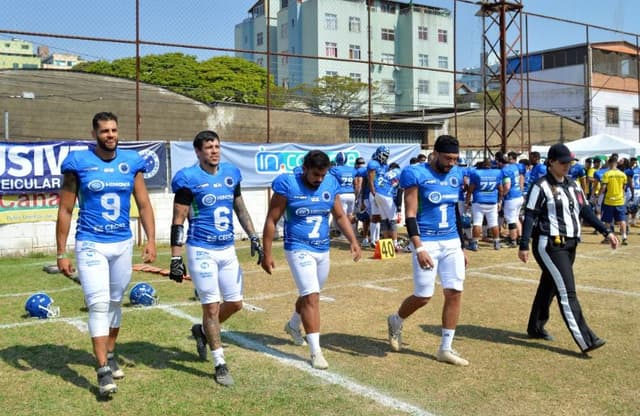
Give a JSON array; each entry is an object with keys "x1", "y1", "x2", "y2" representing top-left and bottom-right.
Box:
[{"x1": 531, "y1": 134, "x2": 640, "y2": 161}]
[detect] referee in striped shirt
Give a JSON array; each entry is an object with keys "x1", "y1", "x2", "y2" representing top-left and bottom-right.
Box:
[{"x1": 518, "y1": 143, "x2": 619, "y2": 355}]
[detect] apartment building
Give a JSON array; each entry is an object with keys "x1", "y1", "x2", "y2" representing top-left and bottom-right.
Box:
[
  {"x1": 0, "y1": 38, "x2": 41, "y2": 69},
  {"x1": 506, "y1": 41, "x2": 640, "y2": 140},
  {"x1": 235, "y1": 0, "x2": 454, "y2": 114}
]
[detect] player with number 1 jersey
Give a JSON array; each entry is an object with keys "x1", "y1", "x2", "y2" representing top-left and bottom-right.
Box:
[{"x1": 400, "y1": 162, "x2": 463, "y2": 242}]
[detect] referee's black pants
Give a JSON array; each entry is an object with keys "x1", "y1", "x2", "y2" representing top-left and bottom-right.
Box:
[{"x1": 527, "y1": 235, "x2": 601, "y2": 352}]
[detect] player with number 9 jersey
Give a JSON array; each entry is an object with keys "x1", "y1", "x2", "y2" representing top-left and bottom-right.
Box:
[
  {"x1": 62, "y1": 148, "x2": 146, "y2": 243},
  {"x1": 171, "y1": 162, "x2": 241, "y2": 250}
]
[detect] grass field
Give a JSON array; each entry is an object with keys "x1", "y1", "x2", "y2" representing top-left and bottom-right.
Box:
[{"x1": 1, "y1": 231, "x2": 639, "y2": 416}]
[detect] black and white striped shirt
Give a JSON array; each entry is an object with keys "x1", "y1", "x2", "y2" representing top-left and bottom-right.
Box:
[{"x1": 519, "y1": 173, "x2": 611, "y2": 251}]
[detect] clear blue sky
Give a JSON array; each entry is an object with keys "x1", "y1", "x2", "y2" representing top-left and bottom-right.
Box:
[{"x1": 1, "y1": 0, "x2": 638, "y2": 69}]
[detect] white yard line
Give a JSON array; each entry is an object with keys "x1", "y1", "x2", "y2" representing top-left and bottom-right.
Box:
[{"x1": 161, "y1": 306, "x2": 434, "y2": 416}]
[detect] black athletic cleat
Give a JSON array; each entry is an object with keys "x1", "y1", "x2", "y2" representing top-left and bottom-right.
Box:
[
  {"x1": 191, "y1": 324, "x2": 209, "y2": 361},
  {"x1": 97, "y1": 365, "x2": 117, "y2": 396},
  {"x1": 214, "y1": 363, "x2": 234, "y2": 386}
]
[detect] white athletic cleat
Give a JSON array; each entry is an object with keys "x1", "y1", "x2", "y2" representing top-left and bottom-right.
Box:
[
  {"x1": 311, "y1": 352, "x2": 329, "y2": 370},
  {"x1": 436, "y1": 348, "x2": 469, "y2": 366},
  {"x1": 284, "y1": 322, "x2": 307, "y2": 346},
  {"x1": 387, "y1": 314, "x2": 402, "y2": 352}
]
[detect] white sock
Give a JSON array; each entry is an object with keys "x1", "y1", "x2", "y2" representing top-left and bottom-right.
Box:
[
  {"x1": 212, "y1": 347, "x2": 225, "y2": 366},
  {"x1": 289, "y1": 312, "x2": 302, "y2": 329},
  {"x1": 307, "y1": 332, "x2": 321, "y2": 355},
  {"x1": 440, "y1": 328, "x2": 455, "y2": 351},
  {"x1": 390, "y1": 313, "x2": 403, "y2": 329}
]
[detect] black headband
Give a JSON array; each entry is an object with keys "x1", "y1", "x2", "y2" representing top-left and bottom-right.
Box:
[{"x1": 434, "y1": 141, "x2": 459, "y2": 154}]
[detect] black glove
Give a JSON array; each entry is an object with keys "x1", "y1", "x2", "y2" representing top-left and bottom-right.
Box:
[
  {"x1": 250, "y1": 236, "x2": 264, "y2": 265},
  {"x1": 169, "y1": 256, "x2": 186, "y2": 283}
]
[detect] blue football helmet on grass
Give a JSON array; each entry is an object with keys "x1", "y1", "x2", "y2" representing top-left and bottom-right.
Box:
[
  {"x1": 25, "y1": 292, "x2": 60, "y2": 319},
  {"x1": 129, "y1": 282, "x2": 158, "y2": 306}
]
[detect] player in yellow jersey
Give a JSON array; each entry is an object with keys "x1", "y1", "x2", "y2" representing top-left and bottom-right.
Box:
[{"x1": 599, "y1": 155, "x2": 628, "y2": 245}]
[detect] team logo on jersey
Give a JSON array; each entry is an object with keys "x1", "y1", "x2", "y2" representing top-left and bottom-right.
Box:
[
  {"x1": 201, "y1": 262, "x2": 210, "y2": 270},
  {"x1": 88, "y1": 180, "x2": 105, "y2": 192},
  {"x1": 138, "y1": 149, "x2": 160, "y2": 179},
  {"x1": 202, "y1": 194, "x2": 217, "y2": 206},
  {"x1": 322, "y1": 191, "x2": 331, "y2": 201},
  {"x1": 428, "y1": 192, "x2": 443, "y2": 203},
  {"x1": 449, "y1": 176, "x2": 460, "y2": 187},
  {"x1": 225, "y1": 176, "x2": 235, "y2": 188},
  {"x1": 118, "y1": 162, "x2": 130, "y2": 174},
  {"x1": 295, "y1": 207, "x2": 311, "y2": 216}
]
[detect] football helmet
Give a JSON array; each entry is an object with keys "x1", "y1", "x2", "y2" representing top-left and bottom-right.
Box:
[
  {"x1": 372, "y1": 145, "x2": 390, "y2": 164},
  {"x1": 334, "y1": 151, "x2": 346, "y2": 166},
  {"x1": 25, "y1": 292, "x2": 60, "y2": 319},
  {"x1": 129, "y1": 282, "x2": 158, "y2": 306}
]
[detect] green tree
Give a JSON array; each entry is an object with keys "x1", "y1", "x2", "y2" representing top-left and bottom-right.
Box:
[
  {"x1": 293, "y1": 75, "x2": 375, "y2": 116},
  {"x1": 74, "y1": 53, "x2": 279, "y2": 106}
]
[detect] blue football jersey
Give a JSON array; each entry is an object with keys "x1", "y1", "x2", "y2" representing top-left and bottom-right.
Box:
[
  {"x1": 272, "y1": 171, "x2": 339, "y2": 252},
  {"x1": 171, "y1": 162, "x2": 242, "y2": 250},
  {"x1": 400, "y1": 164, "x2": 463, "y2": 241},
  {"x1": 469, "y1": 168, "x2": 503, "y2": 204},
  {"x1": 501, "y1": 163, "x2": 523, "y2": 200},
  {"x1": 62, "y1": 149, "x2": 146, "y2": 243},
  {"x1": 330, "y1": 165, "x2": 357, "y2": 195},
  {"x1": 367, "y1": 159, "x2": 388, "y2": 194}
]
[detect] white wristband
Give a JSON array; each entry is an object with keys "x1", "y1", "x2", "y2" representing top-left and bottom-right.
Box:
[{"x1": 415, "y1": 246, "x2": 427, "y2": 253}]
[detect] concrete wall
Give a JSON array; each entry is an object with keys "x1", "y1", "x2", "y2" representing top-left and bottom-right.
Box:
[{"x1": 0, "y1": 70, "x2": 350, "y2": 144}]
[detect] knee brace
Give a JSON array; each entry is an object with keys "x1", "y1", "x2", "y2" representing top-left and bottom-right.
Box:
[
  {"x1": 109, "y1": 301, "x2": 122, "y2": 329},
  {"x1": 508, "y1": 223, "x2": 517, "y2": 230},
  {"x1": 88, "y1": 301, "x2": 110, "y2": 338}
]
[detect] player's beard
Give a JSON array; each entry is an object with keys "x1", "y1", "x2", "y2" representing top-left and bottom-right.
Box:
[
  {"x1": 97, "y1": 138, "x2": 118, "y2": 152},
  {"x1": 302, "y1": 175, "x2": 321, "y2": 190},
  {"x1": 434, "y1": 159, "x2": 451, "y2": 174}
]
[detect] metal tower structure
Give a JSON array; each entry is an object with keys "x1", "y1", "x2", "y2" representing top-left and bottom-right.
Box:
[{"x1": 476, "y1": 0, "x2": 524, "y2": 155}]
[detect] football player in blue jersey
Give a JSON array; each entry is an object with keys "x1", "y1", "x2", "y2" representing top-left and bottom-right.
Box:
[
  {"x1": 261, "y1": 150, "x2": 361, "y2": 370},
  {"x1": 386, "y1": 135, "x2": 470, "y2": 366},
  {"x1": 169, "y1": 130, "x2": 263, "y2": 387},
  {"x1": 466, "y1": 158, "x2": 504, "y2": 251},
  {"x1": 367, "y1": 145, "x2": 391, "y2": 247},
  {"x1": 56, "y1": 111, "x2": 157, "y2": 396},
  {"x1": 329, "y1": 151, "x2": 357, "y2": 238}
]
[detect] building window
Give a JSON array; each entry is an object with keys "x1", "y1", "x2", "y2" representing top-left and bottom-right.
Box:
[
  {"x1": 634, "y1": 109, "x2": 640, "y2": 127},
  {"x1": 281, "y1": 51, "x2": 288, "y2": 65},
  {"x1": 257, "y1": 57, "x2": 264, "y2": 66},
  {"x1": 257, "y1": 32, "x2": 264, "y2": 46},
  {"x1": 382, "y1": 80, "x2": 395, "y2": 93},
  {"x1": 349, "y1": 16, "x2": 361, "y2": 33},
  {"x1": 418, "y1": 80, "x2": 430, "y2": 94},
  {"x1": 21, "y1": 44, "x2": 30, "y2": 50},
  {"x1": 325, "y1": 13, "x2": 338, "y2": 30},
  {"x1": 380, "y1": 2, "x2": 396, "y2": 13},
  {"x1": 326, "y1": 71, "x2": 338, "y2": 77},
  {"x1": 418, "y1": 26, "x2": 428, "y2": 40},
  {"x1": 350, "y1": 73, "x2": 361, "y2": 82},
  {"x1": 418, "y1": 54, "x2": 429, "y2": 67},
  {"x1": 438, "y1": 56, "x2": 448, "y2": 69},
  {"x1": 349, "y1": 45, "x2": 361, "y2": 60},
  {"x1": 253, "y1": 4, "x2": 264, "y2": 17},
  {"x1": 606, "y1": 106, "x2": 619, "y2": 126},
  {"x1": 282, "y1": 78, "x2": 289, "y2": 88},
  {"x1": 381, "y1": 53, "x2": 395, "y2": 64},
  {"x1": 280, "y1": 23, "x2": 288, "y2": 38},
  {"x1": 438, "y1": 81, "x2": 449, "y2": 95},
  {"x1": 281, "y1": 0, "x2": 288, "y2": 8},
  {"x1": 325, "y1": 42, "x2": 338, "y2": 57},
  {"x1": 381, "y1": 28, "x2": 395, "y2": 41},
  {"x1": 438, "y1": 29, "x2": 448, "y2": 43}
]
